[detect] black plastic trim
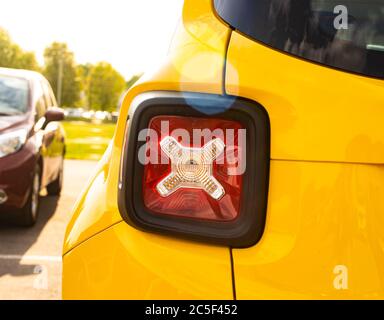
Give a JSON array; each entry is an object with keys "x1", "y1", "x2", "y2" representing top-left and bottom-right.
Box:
[{"x1": 118, "y1": 91, "x2": 270, "y2": 248}]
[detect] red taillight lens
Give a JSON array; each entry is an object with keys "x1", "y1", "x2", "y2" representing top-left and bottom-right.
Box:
[
  {"x1": 143, "y1": 116, "x2": 245, "y2": 221},
  {"x1": 119, "y1": 92, "x2": 270, "y2": 247}
]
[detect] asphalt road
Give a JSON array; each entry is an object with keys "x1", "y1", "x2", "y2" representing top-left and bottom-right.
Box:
[{"x1": 0, "y1": 160, "x2": 98, "y2": 300}]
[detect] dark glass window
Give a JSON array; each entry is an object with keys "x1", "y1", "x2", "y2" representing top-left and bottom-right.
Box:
[
  {"x1": 0, "y1": 75, "x2": 29, "y2": 115},
  {"x1": 214, "y1": 0, "x2": 384, "y2": 79},
  {"x1": 35, "y1": 82, "x2": 47, "y2": 119}
]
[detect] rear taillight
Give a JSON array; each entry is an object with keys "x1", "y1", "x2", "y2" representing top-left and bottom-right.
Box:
[
  {"x1": 143, "y1": 116, "x2": 245, "y2": 221},
  {"x1": 118, "y1": 92, "x2": 270, "y2": 247}
]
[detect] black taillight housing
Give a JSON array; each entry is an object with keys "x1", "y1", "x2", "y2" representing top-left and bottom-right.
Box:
[{"x1": 118, "y1": 91, "x2": 270, "y2": 248}]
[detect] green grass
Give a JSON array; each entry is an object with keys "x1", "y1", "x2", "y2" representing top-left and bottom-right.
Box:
[{"x1": 62, "y1": 121, "x2": 116, "y2": 161}]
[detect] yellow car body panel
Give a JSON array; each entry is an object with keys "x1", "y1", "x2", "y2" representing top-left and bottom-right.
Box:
[
  {"x1": 63, "y1": 222, "x2": 233, "y2": 300},
  {"x1": 233, "y1": 160, "x2": 384, "y2": 299},
  {"x1": 226, "y1": 32, "x2": 384, "y2": 299},
  {"x1": 63, "y1": 0, "x2": 230, "y2": 255},
  {"x1": 226, "y1": 31, "x2": 384, "y2": 164},
  {"x1": 63, "y1": 0, "x2": 234, "y2": 300},
  {"x1": 63, "y1": 0, "x2": 384, "y2": 300}
]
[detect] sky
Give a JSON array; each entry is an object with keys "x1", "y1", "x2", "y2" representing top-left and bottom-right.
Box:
[{"x1": 0, "y1": 0, "x2": 184, "y2": 79}]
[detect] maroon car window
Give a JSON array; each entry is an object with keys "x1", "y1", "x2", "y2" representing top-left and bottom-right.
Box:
[
  {"x1": 214, "y1": 0, "x2": 384, "y2": 79},
  {"x1": 41, "y1": 80, "x2": 55, "y2": 108},
  {"x1": 0, "y1": 75, "x2": 29, "y2": 115},
  {"x1": 42, "y1": 81, "x2": 51, "y2": 108},
  {"x1": 35, "y1": 97, "x2": 46, "y2": 119}
]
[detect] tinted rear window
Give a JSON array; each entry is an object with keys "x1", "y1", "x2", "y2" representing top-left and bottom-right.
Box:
[
  {"x1": 215, "y1": 0, "x2": 384, "y2": 79},
  {"x1": 0, "y1": 75, "x2": 29, "y2": 114}
]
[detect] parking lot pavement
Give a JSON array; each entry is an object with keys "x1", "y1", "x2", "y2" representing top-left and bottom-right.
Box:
[{"x1": 0, "y1": 160, "x2": 98, "y2": 300}]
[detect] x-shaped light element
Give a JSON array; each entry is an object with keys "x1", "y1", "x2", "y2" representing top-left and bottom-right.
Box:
[{"x1": 156, "y1": 136, "x2": 226, "y2": 200}]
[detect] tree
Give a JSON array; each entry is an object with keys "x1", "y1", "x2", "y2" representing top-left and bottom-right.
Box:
[
  {"x1": 43, "y1": 42, "x2": 80, "y2": 107},
  {"x1": 76, "y1": 63, "x2": 93, "y2": 108},
  {"x1": 88, "y1": 62, "x2": 126, "y2": 112},
  {"x1": 0, "y1": 28, "x2": 39, "y2": 71},
  {"x1": 126, "y1": 73, "x2": 143, "y2": 90}
]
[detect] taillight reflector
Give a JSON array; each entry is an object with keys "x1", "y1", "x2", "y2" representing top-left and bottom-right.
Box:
[{"x1": 143, "y1": 116, "x2": 245, "y2": 221}]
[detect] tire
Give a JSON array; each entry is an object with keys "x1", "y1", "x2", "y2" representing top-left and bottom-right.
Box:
[
  {"x1": 47, "y1": 157, "x2": 64, "y2": 196},
  {"x1": 15, "y1": 163, "x2": 41, "y2": 227}
]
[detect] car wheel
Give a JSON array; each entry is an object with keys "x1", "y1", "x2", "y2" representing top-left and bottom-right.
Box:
[
  {"x1": 15, "y1": 163, "x2": 41, "y2": 227},
  {"x1": 46, "y1": 157, "x2": 64, "y2": 196}
]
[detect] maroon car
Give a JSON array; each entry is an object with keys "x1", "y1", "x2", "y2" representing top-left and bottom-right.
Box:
[{"x1": 0, "y1": 68, "x2": 66, "y2": 226}]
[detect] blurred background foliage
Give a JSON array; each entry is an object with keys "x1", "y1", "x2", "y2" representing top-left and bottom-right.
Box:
[
  {"x1": 88, "y1": 62, "x2": 126, "y2": 112},
  {"x1": 0, "y1": 27, "x2": 141, "y2": 112},
  {"x1": 0, "y1": 27, "x2": 142, "y2": 160},
  {"x1": 0, "y1": 28, "x2": 40, "y2": 71},
  {"x1": 44, "y1": 42, "x2": 81, "y2": 107}
]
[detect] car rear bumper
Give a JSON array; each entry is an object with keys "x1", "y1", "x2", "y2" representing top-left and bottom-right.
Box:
[
  {"x1": 63, "y1": 159, "x2": 384, "y2": 299},
  {"x1": 62, "y1": 221, "x2": 233, "y2": 300},
  {"x1": 0, "y1": 141, "x2": 37, "y2": 211}
]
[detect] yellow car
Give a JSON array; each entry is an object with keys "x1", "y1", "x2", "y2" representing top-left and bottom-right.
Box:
[{"x1": 63, "y1": 0, "x2": 384, "y2": 299}]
